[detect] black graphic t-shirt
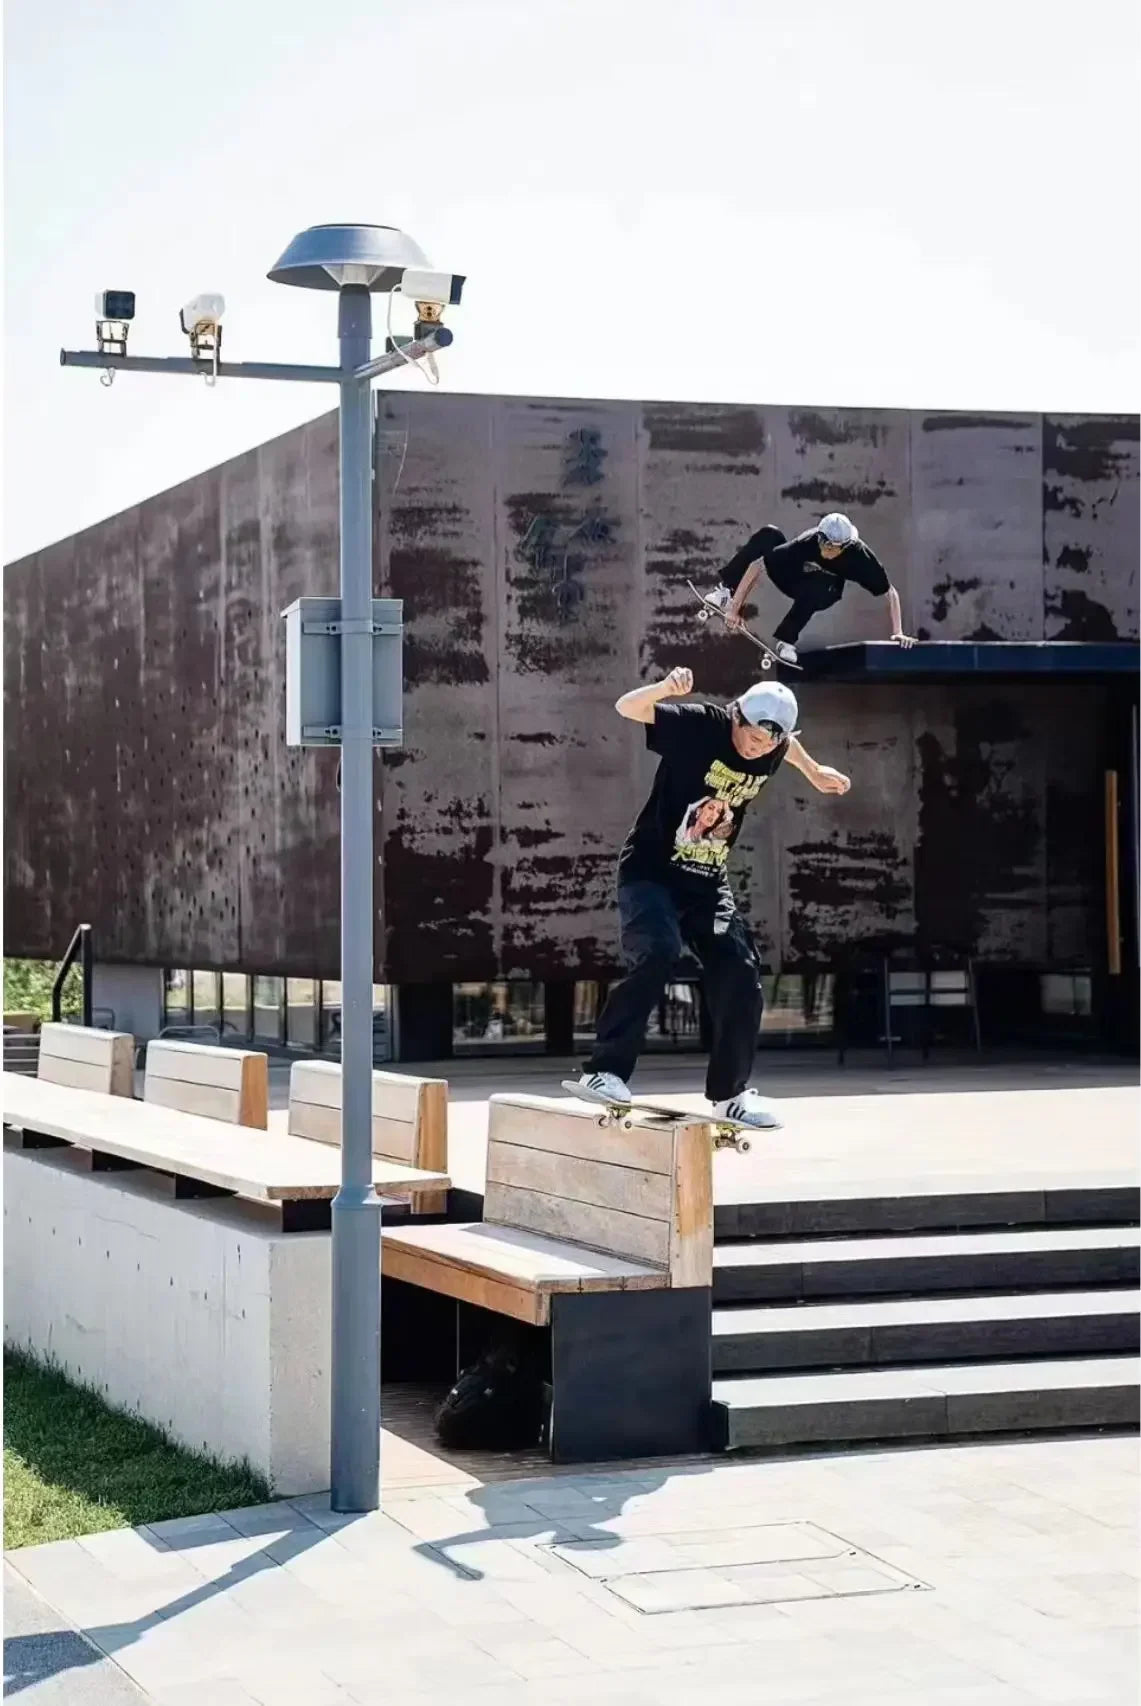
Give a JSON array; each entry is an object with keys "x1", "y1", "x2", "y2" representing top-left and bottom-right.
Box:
[
  {"x1": 619, "y1": 702, "x2": 786, "y2": 887},
  {"x1": 766, "y1": 529, "x2": 890, "y2": 597}
]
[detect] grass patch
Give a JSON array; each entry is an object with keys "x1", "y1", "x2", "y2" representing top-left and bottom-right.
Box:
[{"x1": 3, "y1": 1349, "x2": 271, "y2": 1549}]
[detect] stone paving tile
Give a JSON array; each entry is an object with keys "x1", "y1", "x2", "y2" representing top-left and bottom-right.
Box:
[{"x1": 7, "y1": 1435, "x2": 1138, "y2": 1706}]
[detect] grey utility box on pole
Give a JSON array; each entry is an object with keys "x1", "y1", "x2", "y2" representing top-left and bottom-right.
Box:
[{"x1": 282, "y1": 598, "x2": 404, "y2": 748}]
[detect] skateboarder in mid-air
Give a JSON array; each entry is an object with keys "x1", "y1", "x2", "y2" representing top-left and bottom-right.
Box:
[
  {"x1": 705, "y1": 512, "x2": 916, "y2": 666},
  {"x1": 575, "y1": 669, "x2": 850, "y2": 1130}
]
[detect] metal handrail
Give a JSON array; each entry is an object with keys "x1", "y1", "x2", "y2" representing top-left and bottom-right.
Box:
[{"x1": 51, "y1": 924, "x2": 93, "y2": 1026}]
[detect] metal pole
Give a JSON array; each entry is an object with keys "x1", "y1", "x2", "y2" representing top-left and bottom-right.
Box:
[{"x1": 330, "y1": 285, "x2": 382, "y2": 1512}]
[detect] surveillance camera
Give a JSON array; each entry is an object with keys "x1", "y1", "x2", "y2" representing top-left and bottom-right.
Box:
[
  {"x1": 179, "y1": 293, "x2": 225, "y2": 335},
  {"x1": 396, "y1": 269, "x2": 464, "y2": 308},
  {"x1": 95, "y1": 291, "x2": 135, "y2": 322}
]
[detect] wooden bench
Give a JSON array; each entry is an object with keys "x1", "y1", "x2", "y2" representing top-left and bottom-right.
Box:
[
  {"x1": 145, "y1": 1039, "x2": 268, "y2": 1129},
  {"x1": 287, "y1": 1061, "x2": 448, "y2": 1214},
  {"x1": 382, "y1": 1092, "x2": 714, "y2": 1462},
  {"x1": 36, "y1": 1022, "x2": 135, "y2": 1097},
  {"x1": 2, "y1": 1072, "x2": 449, "y2": 1232}
]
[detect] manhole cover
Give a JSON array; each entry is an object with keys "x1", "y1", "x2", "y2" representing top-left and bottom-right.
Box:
[{"x1": 542, "y1": 1521, "x2": 928, "y2": 1614}]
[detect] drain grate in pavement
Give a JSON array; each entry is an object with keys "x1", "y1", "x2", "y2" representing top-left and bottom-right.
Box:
[{"x1": 542, "y1": 1520, "x2": 928, "y2": 1613}]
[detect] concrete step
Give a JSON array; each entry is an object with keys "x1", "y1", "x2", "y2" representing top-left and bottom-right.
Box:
[
  {"x1": 712, "y1": 1355, "x2": 1141, "y2": 1450},
  {"x1": 712, "y1": 1288, "x2": 1140, "y2": 1374},
  {"x1": 714, "y1": 1177, "x2": 1140, "y2": 1241},
  {"x1": 713, "y1": 1226, "x2": 1141, "y2": 1305}
]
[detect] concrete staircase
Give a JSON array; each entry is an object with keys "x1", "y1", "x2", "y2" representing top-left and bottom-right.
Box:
[
  {"x1": 3, "y1": 1026, "x2": 41, "y2": 1076},
  {"x1": 710, "y1": 1180, "x2": 1140, "y2": 1451}
]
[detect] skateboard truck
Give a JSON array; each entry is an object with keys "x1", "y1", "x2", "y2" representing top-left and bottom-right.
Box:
[{"x1": 560, "y1": 1084, "x2": 753, "y2": 1153}]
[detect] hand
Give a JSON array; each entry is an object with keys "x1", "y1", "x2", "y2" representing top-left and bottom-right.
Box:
[
  {"x1": 724, "y1": 607, "x2": 746, "y2": 632},
  {"x1": 661, "y1": 666, "x2": 694, "y2": 697},
  {"x1": 813, "y1": 766, "x2": 851, "y2": 795},
  {"x1": 892, "y1": 632, "x2": 917, "y2": 648}
]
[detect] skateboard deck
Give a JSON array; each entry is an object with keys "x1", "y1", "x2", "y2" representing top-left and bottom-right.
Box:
[
  {"x1": 686, "y1": 580, "x2": 801, "y2": 670},
  {"x1": 560, "y1": 1083, "x2": 756, "y2": 1152}
]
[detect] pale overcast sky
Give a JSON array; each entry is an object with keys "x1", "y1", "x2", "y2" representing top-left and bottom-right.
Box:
[{"x1": 4, "y1": 0, "x2": 1138, "y2": 562}]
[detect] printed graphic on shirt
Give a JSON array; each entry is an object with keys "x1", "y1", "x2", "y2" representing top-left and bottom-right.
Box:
[{"x1": 671, "y1": 757, "x2": 768, "y2": 872}]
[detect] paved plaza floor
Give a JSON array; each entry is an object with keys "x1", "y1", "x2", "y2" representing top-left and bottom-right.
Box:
[
  {"x1": 267, "y1": 1053, "x2": 1138, "y2": 1202},
  {"x1": 5, "y1": 1435, "x2": 1138, "y2": 1705},
  {"x1": 8, "y1": 1057, "x2": 1137, "y2": 1703}
]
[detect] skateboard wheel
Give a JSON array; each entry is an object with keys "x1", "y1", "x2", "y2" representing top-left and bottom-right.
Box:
[
  {"x1": 761, "y1": 656, "x2": 772, "y2": 670},
  {"x1": 738, "y1": 1138, "x2": 751, "y2": 1153},
  {"x1": 596, "y1": 1115, "x2": 608, "y2": 1128}
]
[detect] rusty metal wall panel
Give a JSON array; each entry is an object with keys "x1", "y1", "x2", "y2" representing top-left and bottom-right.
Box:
[
  {"x1": 1043, "y1": 415, "x2": 1140, "y2": 640},
  {"x1": 774, "y1": 687, "x2": 918, "y2": 963},
  {"x1": 496, "y1": 398, "x2": 641, "y2": 977},
  {"x1": 911, "y1": 413, "x2": 1044, "y2": 640},
  {"x1": 764, "y1": 408, "x2": 912, "y2": 645},
  {"x1": 222, "y1": 416, "x2": 344, "y2": 976},
  {"x1": 4, "y1": 395, "x2": 1134, "y2": 979},
  {"x1": 376, "y1": 393, "x2": 499, "y2": 983}
]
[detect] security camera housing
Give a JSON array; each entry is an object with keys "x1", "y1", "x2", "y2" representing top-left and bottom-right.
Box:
[
  {"x1": 179, "y1": 294, "x2": 226, "y2": 335},
  {"x1": 396, "y1": 269, "x2": 465, "y2": 308},
  {"x1": 96, "y1": 291, "x2": 136, "y2": 322}
]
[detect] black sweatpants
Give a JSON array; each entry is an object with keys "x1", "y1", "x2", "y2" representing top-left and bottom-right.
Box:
[
  {"x1": 585, "y1": 878, "x2": 764, "y2": 1102},
  {"x1": 720, "y1": 525, "x2": 844, "y2": 644}
]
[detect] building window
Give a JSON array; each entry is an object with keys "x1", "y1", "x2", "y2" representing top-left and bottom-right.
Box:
[
  {"x1": 223, "y1": 974, "x2": 250, "y2": 1039},
  {"x1": 644, "y1": 981, "x2": 702, "y2": 1050},
  {"x1": 760, "y1": 972, "x2": 835, "y2": 1043},
  {"x1": 318, "y1": 981, "x2": 392, "y2": 1062},
  {"x1": 454, "y1": 982, "x2": 546, "y2": 1053},
  {"x1": 1040, "y1": 973, "x2": 1092, "y2": 1017},
  {"x1": 163, "y1": 969, "x2": 189, "y2": 1027},
  {"x1": 192, "y1": 970, "x2": 221, "y2": 1031},
  {"x1": 252, "y1": 976, "x2": 284, "y2": 1042},
  {"x1": 573, "y1": 981, "x2": 603, "y2": 1045},
  {"x1": 286, "y1": 979, "x2": 318, "y2": 1050}
]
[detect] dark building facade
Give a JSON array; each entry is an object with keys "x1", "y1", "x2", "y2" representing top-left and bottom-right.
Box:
[{"x1": 4, "y1": 395, "x2": 1138, "y2": 1056}]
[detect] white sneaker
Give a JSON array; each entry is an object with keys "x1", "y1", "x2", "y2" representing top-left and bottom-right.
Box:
[
  {"x1": 576, "y1": 1071, "x2": 632, "y2": 1106},
  {"x1": 775, "y1": 641, "x2": 799, "y2": 664},
  {"x1": 705, "y1": 584, "x2": 733, "y2": 611},
  {"x1": 711, "y1": 1088, "x2": 783, "y2": 1130}
]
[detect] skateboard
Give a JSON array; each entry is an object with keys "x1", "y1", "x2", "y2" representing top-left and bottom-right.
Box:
[
  {"x1": 560, "y1": 1083, "x2": 755, "y2": 1152},
  {"x1": 686, "y1": 580, "x2": 801, "y2": 671}
]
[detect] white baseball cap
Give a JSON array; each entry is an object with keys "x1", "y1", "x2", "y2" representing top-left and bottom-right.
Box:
[
  {"x1": 818, "y1": 512, "x2": 859, "y2": 546},
  {"x1": 737, "y1": 679, "x2": 798, "y2": 735}
]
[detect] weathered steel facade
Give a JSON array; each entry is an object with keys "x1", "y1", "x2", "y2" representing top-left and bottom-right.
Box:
[{"x1": 4, "y1": 397, "x2": 1137, "y2": 981}]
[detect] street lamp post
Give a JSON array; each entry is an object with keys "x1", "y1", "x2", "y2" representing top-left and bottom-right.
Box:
[{"x1": 62, "y1": 223, "x2": 463, "y2": 1513}]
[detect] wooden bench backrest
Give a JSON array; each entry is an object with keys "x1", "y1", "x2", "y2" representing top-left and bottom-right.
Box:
[
  {"x1": 484, "y1": 1095, "x2": 713, "y2": 1288},
  {"x1": 287, "y1": 1061, "x2": 447, "y2": 1174},
  {"x1": 143, "y1": 1040, "x2": 268, "y2": 1128},
  {"x1": 36, "y1": 1022, "x2": 135, "y2": 1097}
]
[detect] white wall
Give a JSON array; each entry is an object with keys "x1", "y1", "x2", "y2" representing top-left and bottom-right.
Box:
[
  {"x1": 92, "y1": 964, "x2": 164, "y2": 1041},
  {"x1": 3, "y1": 1145, "x2": 338, "y2": 1494}
]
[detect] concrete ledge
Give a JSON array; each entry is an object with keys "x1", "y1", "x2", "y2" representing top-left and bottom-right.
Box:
[{"x1": 3, "y1": 1143, "x2": 335, "y2": 1495}]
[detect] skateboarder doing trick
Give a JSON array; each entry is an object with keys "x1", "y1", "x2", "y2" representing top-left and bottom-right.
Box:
[
  {"x1": 576, "y1": 670, "x2": 850, "y2": 1130},
  {"x1": 705, "y1": 512, "x2": 916, "y2": 666}
]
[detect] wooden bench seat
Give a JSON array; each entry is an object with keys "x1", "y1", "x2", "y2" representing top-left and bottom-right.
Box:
[
  {"x1": 144, "y1": 1039, "x2": 268, "y2": 1128},
  {"x1": 37, "y1": 1022, "x2": 134, "y2": 1097},
  {"x1": 382, "y1": 1220, "x2": 668, "y2": 1325},
  {"x1": 288, "y1": 1061, "x2": 447, "y2": 1213},
  {"x1": 382, "y1": 1092, "x2": 714, "y2": 1461},
  {"x1": 2, "y1": 1072, "x2": 449, "y2": 1232}
]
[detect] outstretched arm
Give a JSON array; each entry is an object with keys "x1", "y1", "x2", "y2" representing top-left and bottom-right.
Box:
[
  {"x1": 615, "y1": 666, "x2": 694, "y2": 723},
  {"x1": 786, "y1": 736, "x2": 851, "y2": 795},
  {"x1": 885, "y1": 584, "x2": 916, "y2": 647}
]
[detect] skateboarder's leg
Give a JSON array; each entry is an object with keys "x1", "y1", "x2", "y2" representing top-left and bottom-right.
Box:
[
  {"x1": 584, "y1": 880, "x2": 684, "y2": 1086},
  {"x1": 681, "y1": 890, "x2": 764, "y2": 1103},
  {"x1": 707, "y1": 526, "x2": 787, "y2": 611},
  {"x1": 769, "y1": 568, "x2": 844, "y2": 646}
]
